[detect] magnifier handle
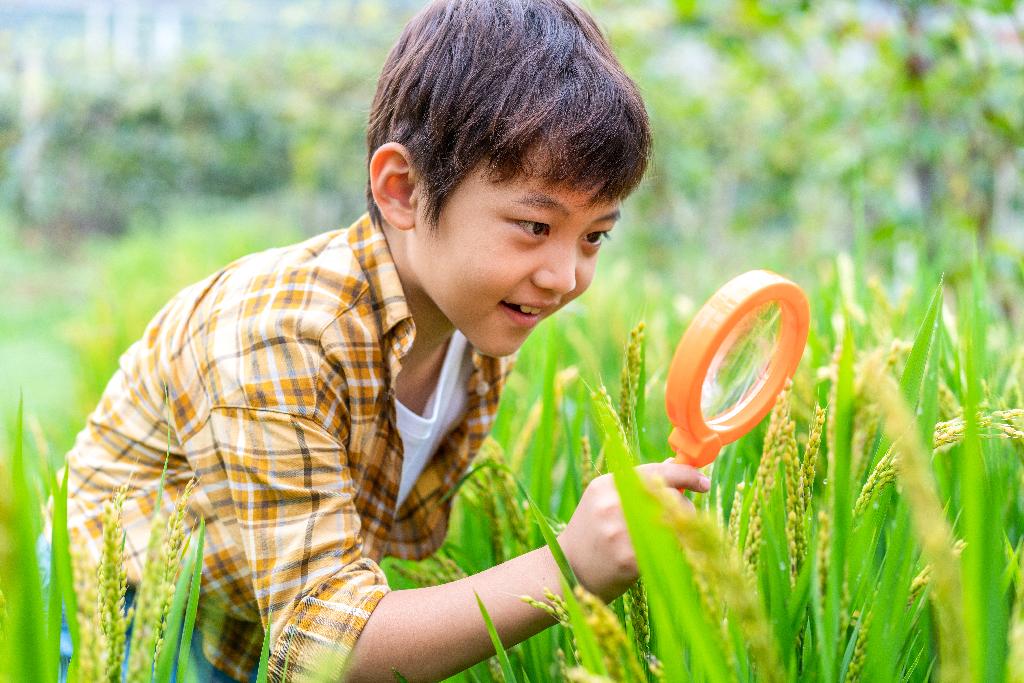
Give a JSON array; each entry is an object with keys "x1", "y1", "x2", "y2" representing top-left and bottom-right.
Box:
[{"x1": 668, "y1": 428, "x2": 722, "y2": 469}]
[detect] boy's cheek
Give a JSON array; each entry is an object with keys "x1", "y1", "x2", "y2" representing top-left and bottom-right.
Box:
[{"x1": 565, "y1": 271, "x2": 595, "y2": 305}]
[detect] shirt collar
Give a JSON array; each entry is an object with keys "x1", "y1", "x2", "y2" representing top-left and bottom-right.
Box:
[
  {"x1": 347, "y1": 213, "x2": 414, "y2": 340},
  {"x1": 346, "y1": 212, "x2": 509, "y2": 390}
]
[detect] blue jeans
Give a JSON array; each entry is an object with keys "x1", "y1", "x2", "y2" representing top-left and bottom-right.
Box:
[{"x1": 37, "y1": 534, "x2": 256, "y2": 682}]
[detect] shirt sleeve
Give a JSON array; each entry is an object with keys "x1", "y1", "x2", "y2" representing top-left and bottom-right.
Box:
[{"x1": 206, "y1": 405, "x2": 390, "y2": 681}]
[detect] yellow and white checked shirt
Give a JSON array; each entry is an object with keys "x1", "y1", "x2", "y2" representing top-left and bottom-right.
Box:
[{"x1": 62, "y1": 214, "x2": 514, "y2": 681}]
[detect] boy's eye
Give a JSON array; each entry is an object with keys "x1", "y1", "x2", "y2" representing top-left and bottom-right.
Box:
[
  {"x1": 516, "y1": 221, "x2": 611, "y2": 246},
  {"x1": 518, "y1": 220, "x2": 550, "y2": 237}
]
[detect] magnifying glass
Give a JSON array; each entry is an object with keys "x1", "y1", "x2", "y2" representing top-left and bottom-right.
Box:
[{"x1": 665, "y1": 270, "x2": 810, "y2": 468}]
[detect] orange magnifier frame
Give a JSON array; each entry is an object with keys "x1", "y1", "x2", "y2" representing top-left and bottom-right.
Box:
[{"x1": 666, "y1": 270, "x2": 810, "y2": 468}]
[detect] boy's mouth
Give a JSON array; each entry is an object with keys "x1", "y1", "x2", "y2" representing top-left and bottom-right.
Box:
[{"x1": 501, "y1": 301, "x2": 543, "y2": 315}]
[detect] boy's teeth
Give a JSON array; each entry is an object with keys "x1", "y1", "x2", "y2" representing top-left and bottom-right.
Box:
[{"x1": 507, "y1": 302, "x2": 541, "y2": 315}]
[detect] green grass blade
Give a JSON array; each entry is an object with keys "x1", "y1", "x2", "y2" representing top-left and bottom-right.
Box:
[
  {"x1": 46, "y1": 483, "x2": 62, "y2": 683},
  {"x1": 824, "y1": 323, "x2": 855, "y2": 680},
  {"x1": 176, "y1": 519, "x2": 205, "y2": 679},
  {"x1": 809, "y1": 515, "x2": 828, "y2": 679},
  {"x1": 635, "y1": 320, "x2": 647, "y2": 454},
  {"x1": 759, "y1": 469, "x2": 794, "y2": 666},
  {"x1": 866, "y1": 281, "x2": 943, "y2": 473},
  {"x1": 255, "y1": 605, "x2": 272, "y2": 683},
  {"x1": 513, "y1": 477, "x2": 578, "y2": 589},
  {"x1": 156, "y1": 523, "x2": 203, "y2": 683},
  {"x1": 13, "y1": 395, "x2": 49, "y2": 680},
  {"x1": 47, "y1": 462, "x2": 77, "y2": 680},
  {"x1": 473, "y1": 591, "x2": 520, "y2": 683},
  {"x1": 528, "y1": 322, "x2": 560, "y2": 543},
  {"x1": 960, "y1": 254, "x2": 1006, "y2": 679},
  {"x1": 53, "y1": 463, "x2": 78, "y2": 652},
  {"x1": 859, "y1": 501, "x2": 916, "y2": 682},
  {"x1": 899, "y1": 281, "x2": 944, "y2": 408},
  {"x1": 592, "y1": 388, "x2": 731, "y2": 683},
  {"x1": 0, "y1": 394, "x2": 49, "y2": 683},
  {"x1": 557, "y1": 407, "x2": 583, "y2": 523}
]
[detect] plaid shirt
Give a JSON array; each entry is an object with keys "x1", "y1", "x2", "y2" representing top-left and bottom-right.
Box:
[{"x1": 61, "y1": 214, "x2": 514, "y2": 681}]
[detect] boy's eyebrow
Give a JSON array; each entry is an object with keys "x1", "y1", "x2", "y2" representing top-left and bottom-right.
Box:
[{"x1": 514, "y1": 192, "x2": 621, "y2": 223}]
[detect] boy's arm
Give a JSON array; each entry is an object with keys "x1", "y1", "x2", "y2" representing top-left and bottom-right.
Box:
[
  {"x1": 343, "y1": 544, "x2": 564, "y2": 682},
  {"x1": 344, "y1": 461, "x2": 711, "y2": 682}
]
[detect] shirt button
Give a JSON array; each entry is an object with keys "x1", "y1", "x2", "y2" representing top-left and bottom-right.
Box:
[{"x1": 475, "y1": 380, "x2": 489, "y2": 396}]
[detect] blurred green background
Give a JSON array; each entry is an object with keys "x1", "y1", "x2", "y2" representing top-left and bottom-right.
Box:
[{"x1": 1, "y1": 0, "x2": 1022, "y2": 455}]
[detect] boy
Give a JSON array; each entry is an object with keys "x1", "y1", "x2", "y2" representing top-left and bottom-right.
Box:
[{"x1": 58, "y1": 0, "x2": 710, "y2": 680}]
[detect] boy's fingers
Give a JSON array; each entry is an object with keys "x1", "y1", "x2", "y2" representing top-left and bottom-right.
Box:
[{"x1": 636, "y1": 461, "x2": 711, "y2": 493}]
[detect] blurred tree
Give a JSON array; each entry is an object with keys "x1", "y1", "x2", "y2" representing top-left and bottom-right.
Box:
[
  {"x1": 590, "y1": 0, "x2": 1022, "y2": 280},
  {"x1": 0, "y1": 0, "x2": 1019, "y2": 285}
]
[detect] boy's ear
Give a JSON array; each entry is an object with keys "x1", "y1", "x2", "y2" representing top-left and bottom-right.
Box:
[{"x1": 369, "y1": 142, "x2": 420, "y2": 231}]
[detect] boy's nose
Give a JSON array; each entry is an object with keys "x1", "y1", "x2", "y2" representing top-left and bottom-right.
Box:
[{"x1": 531, "y1": 248, "x2": 577, "y2": 296}]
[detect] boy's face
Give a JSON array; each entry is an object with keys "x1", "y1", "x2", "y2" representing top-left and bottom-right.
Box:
[{"x1": 401, "y1": 164, "x2": 620, "y2": 358}]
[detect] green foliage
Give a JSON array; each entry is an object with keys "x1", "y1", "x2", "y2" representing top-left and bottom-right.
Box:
[
  {"x1": 167, "y1": 520, "x2": 204, "y2": 683},
  {"x1": 1, "y1": 2, "x2": 1023, "y2": 678},
  {"x1": 595, "y1": 0, "x2": 1024, "y2": 277},
  {"x1": 0, "y1": 396, "x2": 51, "y2": 683},
  {"x1": 2, "y1": 0, "x2": 1021, "y2": 286},
  {"x1": 475, "y1": 592, "x2": 520, "y2": 683},
  {"x1": 1, "y1": 11, "x2": 389, "y2": 238},
  {"x1": 2, "y1": 208, "x2": 1024, "y2": 681}
]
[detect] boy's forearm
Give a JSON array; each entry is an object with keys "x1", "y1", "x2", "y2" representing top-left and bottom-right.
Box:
[{"x1": 342, "y1": 545, "x2": 565, "y2": 682}]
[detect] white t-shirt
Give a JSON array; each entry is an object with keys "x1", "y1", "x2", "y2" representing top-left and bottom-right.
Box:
[{"x1": 393, "y1": 330, "x2": 474, "y2": 513}]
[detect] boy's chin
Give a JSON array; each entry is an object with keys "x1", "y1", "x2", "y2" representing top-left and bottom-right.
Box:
[{"x1": 465, "y1": 332, "x2": 528, "y2": 359}]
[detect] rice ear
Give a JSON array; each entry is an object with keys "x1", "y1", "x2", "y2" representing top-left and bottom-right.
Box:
[
  {"x1": 573, "y1": 584, "x2": 647, "y2": 683},
  {"x1": 618, "y1": 321, "x2": 645, "y2": 447},
  {"x1": 864, "y1": 359, "x2": 969, "y2": 683},
  {"x1": 97, "y1": 488, "x2": 130, "y2": 683},
  {"x1": 69, "y1": 535, "x2": 103, "y2": 683},
  {"x1": 649, "y1": 482, "x2": 784, "y2": 683}
]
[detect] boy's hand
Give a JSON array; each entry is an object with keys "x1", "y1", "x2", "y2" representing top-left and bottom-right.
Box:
[{"x1": 556, "y1": 460, "x2": 710, "y2": 603}]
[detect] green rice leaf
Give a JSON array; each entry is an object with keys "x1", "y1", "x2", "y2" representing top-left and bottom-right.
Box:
[
  {"x1": 156, "y1": 523, "x2": 203, "y2": 683},
  {"x1": 513, "y1": 478, "x2": 578, "y2": 589},
  {"x1": 176, "y1": 519, "x2": 205, "y2": 680},
  {"x1": 866, "y1": 281, "x2": 943, "y2": 473},
  {"x1": 0, "y1": 394, "x2": 49, "y2": 683},
  {"x1": 960, "y1": 254, "x2": 1006, "y2": 680},
  {"x1": 473, "y1": 591, "x2": 520, "y2": 683},
  {"x1": 636, "y1": 319, "x2": 647, "y2": 454},
  {"x1": 823, "y1": 323, "x2": 855, "y2": 680},
  {"x1": 528, "y1": 322, "x2": 560, "y2": 545},
  {"x1": 48, "y1": 462, "x2": 77, "y2": 679},
  {"x1": 255, "y1": 605, "x2": 272, "y2": 683},
  {"x1": 858, "y1": 502, "x2": 916, "y2": 682},
  {"x1": 591, "y1": 388, "x2": 731, "y2": 683},
  {"x1": 1001, "y1": 533, "x2": 1019, "y2": 596}
]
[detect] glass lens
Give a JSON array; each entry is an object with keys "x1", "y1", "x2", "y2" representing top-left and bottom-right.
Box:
[{"x1": 700, "y1": 301, "x2": 781, "y2": 421}]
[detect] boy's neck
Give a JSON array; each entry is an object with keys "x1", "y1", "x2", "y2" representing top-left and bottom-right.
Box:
[
  {"x1": 393, "y1": 332, "x2": 452, "y2": 415},
  {"x1": 380, "y1": 219, "x2": 456, "y2": 374}
]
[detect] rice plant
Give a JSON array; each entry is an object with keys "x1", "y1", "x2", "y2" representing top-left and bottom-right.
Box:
[
  {"x1": 2, "y1": 252, "x2": 1023, "y2": 682},
  {"x1": 396, "y1": 258, "x2": 1024, "y2": 682}
]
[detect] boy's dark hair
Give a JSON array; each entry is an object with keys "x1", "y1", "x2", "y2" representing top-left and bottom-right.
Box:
[{"x1": 366, "y1": 0, "x2": 652, "y2": 229}]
